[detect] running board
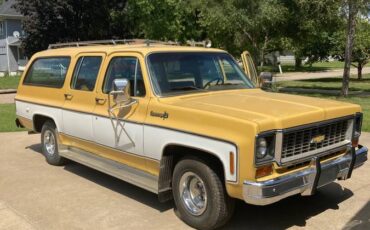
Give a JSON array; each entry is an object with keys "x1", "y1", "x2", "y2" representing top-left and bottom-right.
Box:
[{"x1": 59, "y1": 147, "x2": 158, "y2": 194}]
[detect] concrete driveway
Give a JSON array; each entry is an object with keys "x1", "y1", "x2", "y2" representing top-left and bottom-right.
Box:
[{"x1": 0, "y1": 132, "x2": 369, "y2": 230}]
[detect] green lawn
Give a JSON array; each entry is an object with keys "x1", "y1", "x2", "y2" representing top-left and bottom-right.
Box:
[
  {"x1": 0, "y1": 104, "x2": 25, "y2": 132},
  {"x1": 0, "y1": 76, "x2": 21, "y2": 89},
  {"x1": 276, "y1": 74, "x2": 370, "y2": 132},
  {"x1": 259, "y1": 61, "x2": 370, "y2": 73}
]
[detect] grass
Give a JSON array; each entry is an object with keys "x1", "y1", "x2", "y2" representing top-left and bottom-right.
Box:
[
  {"x1": 277, "y1": 74, "x2": 370, "y2": 93},
  {"x1": 259, "y1": 61, "x2": 370, "y2": 73},
  {"x1": 0, "y1": 104, "x2": 25, "y2": 132},
  {"x1": 0, "y1": 76, "x2": 21, "y2": 89},
  {"x1": 275, "y1": 74, "x2": 370, "y2": 132}
]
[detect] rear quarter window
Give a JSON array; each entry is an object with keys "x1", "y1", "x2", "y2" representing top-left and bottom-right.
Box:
[{"x1": 23, "y1": 57, "x2": 71, "y2": 88}]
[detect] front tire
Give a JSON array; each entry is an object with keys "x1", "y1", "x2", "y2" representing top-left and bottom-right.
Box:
[
  {"x1": 41, "y1": 121, "x2": 67, "y2": 166},
  {"x1": 172, "y1": 157, "x2": 235, "y2": 230}
]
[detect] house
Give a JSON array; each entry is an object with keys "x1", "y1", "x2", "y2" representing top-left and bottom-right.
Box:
[{"x1": 0, "y1": 0, "x2": 27, "y2": 76}]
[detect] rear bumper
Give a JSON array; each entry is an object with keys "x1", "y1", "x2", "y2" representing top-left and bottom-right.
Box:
[{"x1": 243, "y1": 145, "x2": 368, "y2": 206}]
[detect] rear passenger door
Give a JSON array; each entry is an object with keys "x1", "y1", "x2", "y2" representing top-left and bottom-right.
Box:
[{"x1": 62, "y1": 53, "x2": 105, "y2": 143}]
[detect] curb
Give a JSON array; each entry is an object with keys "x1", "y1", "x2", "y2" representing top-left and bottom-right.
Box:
[{"x1": 0, "y1": 89, "x2": 17, "y2": 94}]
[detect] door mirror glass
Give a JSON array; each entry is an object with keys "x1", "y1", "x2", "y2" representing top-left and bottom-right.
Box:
[{"x1": 112, "y1": 78, "x2": 131, "y2": 104}]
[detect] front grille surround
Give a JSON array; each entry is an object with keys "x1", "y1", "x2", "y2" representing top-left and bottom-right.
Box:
[{"x1": 275, "y1": 116, "x2": 354, "y2": 165}]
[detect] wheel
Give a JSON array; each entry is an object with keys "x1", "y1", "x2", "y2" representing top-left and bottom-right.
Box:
[
  {"x1": 41, "y1": 121, "x2": 67, "y2": 166},
  {"x1": 172, "y1": 157, "x2": 235, "y2": 230}
]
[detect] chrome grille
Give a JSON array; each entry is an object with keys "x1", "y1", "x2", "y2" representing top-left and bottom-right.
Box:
[{"x1": 281, "y1": 119, "x2": 351, "y2": 160}]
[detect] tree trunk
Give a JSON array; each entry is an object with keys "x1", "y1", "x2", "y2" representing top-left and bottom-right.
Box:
[
  {"x1": 341, "y1": 0, "x2": 358, "y2": 97},
  {"x1": 260, "y1": 50, "x2": 264, "y2": 67},
  {"x1": 358, "y1": 64, "x2": 362, "y2": 80},
  {"x1": 295, "y1": 57, "x2": 302, "y2": 69}
]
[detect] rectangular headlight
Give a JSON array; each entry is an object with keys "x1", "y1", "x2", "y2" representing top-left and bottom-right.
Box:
[{"x1": 255, "y1": 131, "x2": 276, "y2": 165}]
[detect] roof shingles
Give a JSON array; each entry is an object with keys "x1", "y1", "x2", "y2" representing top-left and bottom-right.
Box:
[{"x1": 0, "y1": 0, "x2": 22, "y2": 17}]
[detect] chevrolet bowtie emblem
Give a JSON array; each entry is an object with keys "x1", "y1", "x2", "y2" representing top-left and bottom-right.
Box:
[{"x1": 311, "y1": 135, "x2": 326, "y2": 144}]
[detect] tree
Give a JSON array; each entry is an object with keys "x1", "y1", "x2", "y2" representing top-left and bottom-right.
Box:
[
  {"x1": 123, "y1": 0, "x2": 204, "y2": 42},
  {"x1": 279, "y1": 0, "x2": 343, "y2": 69},
  {"x1": 194, "y1": 0, "x2": 288, "y2": 64},
  {"x1": 15, "y1": 0, "x2": 127, "y2": 56},
  {"x1": 332, "y1": 20, "x2": 370, "y2": 80},
  {"x1": 351, "y1": 20, "x2": 370, "y2": 79},
  {"x1": 341, "y1": 0, "x2": 369, "y2": 96}
]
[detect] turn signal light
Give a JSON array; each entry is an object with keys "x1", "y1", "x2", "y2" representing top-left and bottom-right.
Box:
[
  {"x1": 229, "y1": 152, "x2": 235, "y2": 175},
  {"x1": 256, "y1": 165, "x2": 273, "y2": 179}
]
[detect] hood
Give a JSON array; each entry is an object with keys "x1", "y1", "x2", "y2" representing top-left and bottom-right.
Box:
[{"x1": 162, "y1": 89, "x2": 361, "y2": 132}]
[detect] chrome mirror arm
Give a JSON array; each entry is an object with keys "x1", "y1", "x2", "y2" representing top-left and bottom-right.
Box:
[{"x1": 107, "y1": 91, "x2": 138, "y2": 147}]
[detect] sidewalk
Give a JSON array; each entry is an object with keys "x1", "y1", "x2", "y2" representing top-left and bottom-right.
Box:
[
  {"x1": 0, "y1": 89, "x2": 17, "y2": 94},
  {"x1": 275, "y1": 67, "x2": 370, "y2": 82},
  {"x1": 278, "y1": 87, "x2": 370, "y2": 97},
  {"x1": 0, "y1": 93, "x2": 16, "y2": 104}
]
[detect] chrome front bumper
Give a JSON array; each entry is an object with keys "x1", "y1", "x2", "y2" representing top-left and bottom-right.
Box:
[{"x1": 243, "y1": 145, "x2": 368, "y2": 206}]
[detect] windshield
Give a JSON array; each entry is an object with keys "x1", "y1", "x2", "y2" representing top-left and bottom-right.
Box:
[{"x1": 147, "y1": 52, "x2": 254, "y2": 96}]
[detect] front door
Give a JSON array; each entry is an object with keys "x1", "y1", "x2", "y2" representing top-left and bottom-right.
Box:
[
  {"x1": 92, "y1": 53, "x2": 150, "y2": 170},
  {"x1": 241, "y1": 51, "x2": 259, "y2": 86},
  {"x1": 62, "y1": 53, "x2": 105, "y2": 143}
]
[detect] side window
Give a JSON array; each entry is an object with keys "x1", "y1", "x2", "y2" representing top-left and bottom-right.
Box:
[
  {"x1": 71, "y1": 56, "x2": 102, "y2": 91},
  {"x1": 23, "y1": 57, "x2": 71, "y2": 88},
  {"x1": 103, "y1": 57, "x2": 146, "y2": 97}
]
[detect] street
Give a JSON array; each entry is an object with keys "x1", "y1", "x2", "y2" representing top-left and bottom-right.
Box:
[{"x1": 0, "y1": 132, "x2": 369, "y2": 230}]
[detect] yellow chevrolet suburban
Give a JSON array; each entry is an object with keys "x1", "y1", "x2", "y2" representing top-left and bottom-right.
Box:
[{"x1": 15, "y1": 40, "x2": 368, "y2": 230}]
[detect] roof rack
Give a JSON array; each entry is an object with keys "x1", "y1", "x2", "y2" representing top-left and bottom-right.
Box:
[
  {"x1": 48, "y1": 39, "x2": 181, "y2": 49},
  {"x1": 186, "y1": 40, "x2": 212, "y2": 48}
]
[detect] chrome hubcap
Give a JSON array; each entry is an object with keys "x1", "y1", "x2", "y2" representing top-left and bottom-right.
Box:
[
  {"x1": 179, "y1": 172, "x2": 207, "y2": 216},
  {"x1": 44, "y1": 130, "x2": 56, "y2": 155}
]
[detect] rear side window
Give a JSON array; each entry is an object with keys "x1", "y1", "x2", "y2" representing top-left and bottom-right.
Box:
[
  {"x1": 23, "y1": 57, "x2": 71, "y2": 88},
  {"x1": 71, "y1": 56, "x2": 102, "y2": 91}
]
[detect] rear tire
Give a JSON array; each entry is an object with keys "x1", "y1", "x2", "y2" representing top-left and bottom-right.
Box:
[
  {"x1": 172, "y1": 157, "x2": 235, "y2": 230},
  {"x1": 41, "y1": 121, "x2": 67, "y2": 166}
]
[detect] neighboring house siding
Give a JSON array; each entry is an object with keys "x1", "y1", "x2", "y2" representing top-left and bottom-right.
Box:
[
  {"x1": 9, "y1": 45, "x2": 17, "y2": 71},
  {"x1": 0, "y1": 0, "x2": 25, "y2": 73},
  {"x1": 0, "y1": 20, "x2": 5, "y2": 39},
  {"x1": 6, "y1": 19, "x2": 22, "y2": 37},
  {"x1": 0, "y1": 38, "x2": 7, "y2": 71}
]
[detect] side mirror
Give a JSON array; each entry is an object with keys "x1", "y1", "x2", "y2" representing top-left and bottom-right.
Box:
[
  {"x1": 111, "y1": 78, "x2": 131, "y2": 104},
  {"x1": 259, "y1": 72, "x2": 273, "y2": 82},
  {"x1": 259, "y1": 72, "x2": 274, "y2": 89}
]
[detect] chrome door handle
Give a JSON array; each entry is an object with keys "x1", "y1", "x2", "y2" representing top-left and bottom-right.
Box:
[
  {"x1": 64, "y1": 94, "x2": 73, "y2": 100},
  {"x1": 95, "y1": 97, "x2": 106, "y2": 104}
]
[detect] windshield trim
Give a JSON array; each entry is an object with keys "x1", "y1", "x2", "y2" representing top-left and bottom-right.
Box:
[{"x1": 145, "y1": 51, "x2": 254, "y2": 98}]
